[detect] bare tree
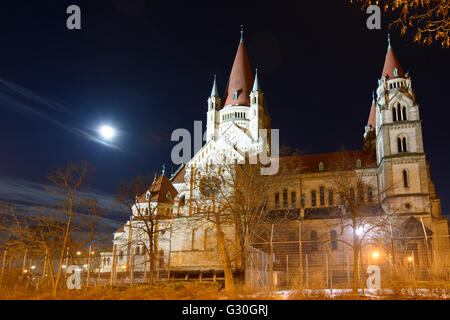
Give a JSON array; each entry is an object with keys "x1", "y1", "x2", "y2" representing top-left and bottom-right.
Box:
[
  {"x1": 115, "y1": 174, "x2": 176, "y2": 284},
  {"x1": 0, "y1": 161, "x2": 101, "y2": 296},
  {"x1": 351, "y1": 0, "x2": 450, "y2": 47}
]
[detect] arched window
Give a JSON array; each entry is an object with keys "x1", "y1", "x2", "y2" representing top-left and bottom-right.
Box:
[
  {"x1": 310, "y1": 230, "x2": 318, "y2": 251},
  {"x1": 330, "y1": 230, "x2": 338, "y2": 250},
  {"x1": 402, "y1": 137, "x2": 407, "y2": 152},
  {"x1": 403, "y1": 170, "x2": 409, "y2": 188},
  {"x1": 136, "y1": 246, "x2": 140, "y2": 255},
  {"x1": 397, "y1": 137, "x2": 403, "y2": 152},
  {"x1": 402, "y1": 107, "x2": 407, "y2": 121},
  {"x1": 358, "y1": 184, "x2": 364, "y2": 203},
  {"x1": 291, "y1": 192, "x2": 296, "y2": 208},
  {"x1": 275, "y1": 193, "x2": 280, "y2": 208},
  {"x1": 328, "y1": 190, "x2": 333, "y2": 206},
  {"x1": 119, "y1": 251, "x2": 123, "y2": 261},
  {"x1": 397, "y1": 103, "x2": 402, "y2": 121},
  {"x1": 392, "y1": 107, "x2": 397, "y2": 122},
  {"x1": 320, "y1": 187, "x2": 325, "y2": 206},
  {"x1": 350, "y1": 188, "x2": 355, "y2": 205},
  {"x1": 283, "y1": 189, "x2": 288, "y2": 208},
  {"x1": 367, "y1": 187, "x2": 373, "y2": 202},
  {"x1": 339, "y1": 192, "x2": 345, "y2": 205},
  {"x1": 311, "y1": 191, "x2": 317, "y2": 207}
]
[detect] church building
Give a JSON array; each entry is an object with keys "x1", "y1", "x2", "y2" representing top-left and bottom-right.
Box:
[{"x1": 100, "y1": 31, "x2": 449, "y2": 284}]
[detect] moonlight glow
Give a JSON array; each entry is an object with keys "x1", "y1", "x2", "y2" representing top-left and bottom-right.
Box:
[{"x1": 99, "y1": 126, "x2": 116, "y2": 140}]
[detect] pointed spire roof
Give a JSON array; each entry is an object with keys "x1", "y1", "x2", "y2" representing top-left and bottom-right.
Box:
[
  {"x1": 252, "y1": 68, "x2": 260, "y2": 92},
  {"x1": 223, "y1": 28, "x2": 254, "y2": 107},
  {"x1": 210, "y1": 74, "x2": 219, "y2": 98},
  {"x1": 138, "y1": 173, "x2": 178, "y2": 203},
  {"x1": 381, "y1": 34, "x2": 405, "y2": 79},
  {"x1": 367, "y1": 91, "x2": 376, "y2": 128}
]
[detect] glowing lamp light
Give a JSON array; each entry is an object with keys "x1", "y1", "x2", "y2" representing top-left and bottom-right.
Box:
[
  {"x1": 121, "y1": 265, "x2": 127, "y2": 270},
  {"x1": 31, "y1": 266, "x2": 36, "y2": 270},
  {"x1": 83, "y1": 264, "x2": 88, "y2": 268},
  {"x1": 408, "y1": 256, "x2": 413, "y2": 262},
  {"x1": 91, "y1": 251, "x2": 95, "y2": 255},
  {"x1": 99, "y1": 125, "x2": 116, "y2": 140},
  {"x1": 76, "y1": 251, "x2": 82, "y2": 256},
  {"x1": 23, "y1": 269, "x2": 28, "y2": 274},
  {"x1": 62, "y1": 265, "x2": 66, "y2": 269},
  {"x1": 372, "y1": 251, "x2": 380, "y2": 259}
]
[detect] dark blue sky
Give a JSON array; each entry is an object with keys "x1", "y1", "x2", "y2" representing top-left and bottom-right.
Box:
[{"x1": 0, "y1": 1, "x2": 449, "y2": 213}]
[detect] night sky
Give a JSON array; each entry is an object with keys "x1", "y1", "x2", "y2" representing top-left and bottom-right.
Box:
[{"x1": 0, "y1": 1, "x2": 449, "y2": 214}]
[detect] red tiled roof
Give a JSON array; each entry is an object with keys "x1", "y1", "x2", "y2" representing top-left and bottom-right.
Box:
[
  {"x1": 171, "y1": 165, "x2": 186, "y2": 184},
  {"x1": 367, "y1": 102, "x2": 376, "y2": 128},
  {"x1": 223, "y1": 41, "x2": 253, "y2": 107},
  {"x1": 278, "y1": 150, "x2": 377, "y2": 175},
  {"x1": 137, "y1": 174, "x2": 178, "y2": 203},
  {"x1": 381, "y1": 47, "x2": 404, "y2": 79}
]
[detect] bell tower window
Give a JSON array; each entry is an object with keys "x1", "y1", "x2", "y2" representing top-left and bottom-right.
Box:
[{"x1": 403, "y1": 170, "x2": 409, "y2": 188}]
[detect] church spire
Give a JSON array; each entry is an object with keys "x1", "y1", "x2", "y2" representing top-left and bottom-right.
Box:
[
  {"x1": 240, "y1": 25, "x2": 244, "y2": 43},
  {"x1": 252, "y1": 68, "x2": 260, "y2": 92},
  {"x1": 381, "y1": 34, "x2": 404, "y2": 79},
  {"x1": 367, "y1": 91, "x2": 376, "y2": 128},
  {"x1": 223, "y1": 27, "x2": 253, "y2": 107},
  {"x1": 210, "y1": 74, "x2": 219, "y2": 98}
]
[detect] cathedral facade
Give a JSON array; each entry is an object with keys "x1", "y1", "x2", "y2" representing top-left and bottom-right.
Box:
[{"x1": 100, "y1": 33, "x2": 449, "y2": 281}]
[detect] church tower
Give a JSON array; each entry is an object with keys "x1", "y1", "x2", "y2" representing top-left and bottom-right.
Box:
[
  {"x1": 206, "y1": 75, "x2": 221, "y2": 142},
  {"x1": 375, "y1": 35, "x2": 441, "y2": 217}
]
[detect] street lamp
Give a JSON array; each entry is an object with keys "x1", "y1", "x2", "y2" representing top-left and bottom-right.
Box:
[
  {"x1": 76, "y1": 251, "x2": 82, "y2": 256},
  {"x1": 408, "y1": 256, "x2": 413, "y2": 262},
  {"x1": 372, "y1": 251, "x2": 380, "y2": 259}
]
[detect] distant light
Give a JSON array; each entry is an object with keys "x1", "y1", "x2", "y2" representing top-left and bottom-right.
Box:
[
  {"x1": 31, "y1": 266, "x2": 36, "y2": 270},
  {"x1": 372, "y1": 251, "x2": 380, "y2": 259},
  {"x1": 99, "y1": 126, "x2": 116, "y2": 140},
  {"x1": 83, "y1": 264, "x2": 88, "y2": 268},
  {"x1": 76, "y1": 251, "x2": 82, "y2": 256},
  {"x1": 408, "y1": 256, "x2": 413, "y2": 262},
  {"x1": 91, "y1": 251, "x2": 95, "y2": 255},
  {"x1": 62, "y1": 265, "x2": 66, "y2": 269},
  {"x1": 23, "y1": 269, "x2": 28, "y2": 273},
  {"x1": 121, "y1": 265, "x2": 127, "y2": 270}
]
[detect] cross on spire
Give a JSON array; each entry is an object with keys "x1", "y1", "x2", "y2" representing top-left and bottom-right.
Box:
[
  {"x1": 388, "y1": 33, "x2": 391, "y2": 49},
  {"x1": 162, "y1": 164, "x2": 165, "y2": 175},
  {"x1": 240, "y1": 25, "x2": 244, "y2": 43}
]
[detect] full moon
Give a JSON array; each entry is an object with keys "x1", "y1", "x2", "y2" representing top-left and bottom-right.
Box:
[{"x1": 99, "y1": 125, "x2": 116, "y2": 140}]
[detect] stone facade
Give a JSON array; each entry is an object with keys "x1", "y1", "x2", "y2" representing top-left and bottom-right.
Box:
[{"x1": 99, "y1": 34, "x2": 449, "y2": 276}]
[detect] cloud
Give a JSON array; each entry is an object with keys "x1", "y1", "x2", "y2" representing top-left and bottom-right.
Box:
[{"x1": 0, "y1": 176, "x2": 128, "y2": 237}]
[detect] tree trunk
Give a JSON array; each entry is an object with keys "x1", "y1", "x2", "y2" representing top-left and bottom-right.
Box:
[{"x1": 215, "y1": 221, "x2": 235, "y2": 293}]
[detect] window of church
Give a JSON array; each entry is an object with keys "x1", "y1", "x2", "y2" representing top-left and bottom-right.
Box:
[
  {"x1": 393, "y1": 107, "x2": 397, "y2": 122},
  {"x1": 275, "y1": 193, "x2": 280, "y2": 208},
  {"x1": 358, "y1": 184, "x2": 364, "y2": 203},
  {"x1": 403, "y1": 170, "x2": 409, "y2": 188},
  {"x1": 319, "y1": 162, "x2": 324, "y2": 171},
  {"x1": 367, "y1": 187, "x2": 373, "y2": 202},
  {"x1": 311, "y1": 191, "x2": 316, "y2": 207},
  {"x1": 350, "y1": 188, "x2": 355, "y2": 206},
  {"x1": 328, "y1": 190, "x2": 333, "y2": 206},
  {"x1": 319, "y1": 187, "x2": 325, "y2": 206},
  {"x1": 403, "y1": 137, "x2": 407, "y2": 152},
  {"x1": 283, "y1": 189, "x2": 288, "y2": 208},
  {"x1": 291, "y1": 192, "x2": 296, "y2": 208},
  {"x1": 339, "y1": 192, "x2": 345, "y2": 206},
  {"x1": 330, "y1": 230, "x2": 338, "y2": 250}
]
